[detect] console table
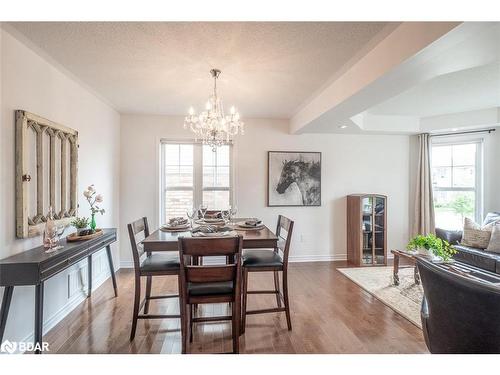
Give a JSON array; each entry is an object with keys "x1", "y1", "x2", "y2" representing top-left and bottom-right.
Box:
[{"x1": 0, "y1": 228, "x2": 117, "y2": 353}]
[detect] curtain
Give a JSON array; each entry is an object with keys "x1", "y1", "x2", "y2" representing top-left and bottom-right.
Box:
[{"x1": 412, "y1": 133, "x2": 435, "y2": 236}]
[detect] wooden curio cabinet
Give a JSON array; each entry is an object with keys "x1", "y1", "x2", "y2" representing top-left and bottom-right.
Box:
[{"x1": 347, "y1": 194, "x2": 387, "y2": 266}]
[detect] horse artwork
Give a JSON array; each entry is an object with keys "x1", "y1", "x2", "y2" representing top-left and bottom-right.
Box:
[{"x1": 268, "y1": 151, "x2": 321, "y2": 206}]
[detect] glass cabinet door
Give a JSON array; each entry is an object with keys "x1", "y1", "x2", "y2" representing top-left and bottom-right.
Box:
[
  {"x1": 373, "y1": 196, "x2": 385, "y2": 265},
  {"x1": 362, "y1": 196, "x2": 373, "y2": 265}
]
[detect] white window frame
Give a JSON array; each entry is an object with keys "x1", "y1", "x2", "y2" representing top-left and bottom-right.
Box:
[
  {"x1": 430, "y1": 136, "x2": 484, "y2": 224},
  {"x1": 159, "y1": 139, "x2": 234, "y2": 224}
]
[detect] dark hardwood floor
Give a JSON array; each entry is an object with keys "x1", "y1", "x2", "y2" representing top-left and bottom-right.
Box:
[{"x1": 44, "y1": 261, "x2": 427, "y2": 354}]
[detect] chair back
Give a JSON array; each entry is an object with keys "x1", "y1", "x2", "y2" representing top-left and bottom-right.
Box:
[
  {"x1": 178, "y1": 236, "x2": 243, "y2": 297},
  {"x1": 127, "y1": 217, "x2": 150, "y2": 272},
  {"x1": 275, "y1": 215, "x2": 294, "y2": 266},
  {"x1": 417, "y1": 258, "x2": 500, "y2": 353}
]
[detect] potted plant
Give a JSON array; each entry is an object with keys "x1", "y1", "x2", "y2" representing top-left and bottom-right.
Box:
[
  {"x1": 406, "y1": 234, "x2": 457, "y2": 262},
  {"x1": 71, "y1": 217, "x2": 90, "y2": 235},
  {"x1": 83, "y1": 185, "x2": 105, "y2": 231}
]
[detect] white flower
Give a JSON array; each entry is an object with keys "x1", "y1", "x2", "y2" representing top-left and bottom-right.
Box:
[
  {"x1": 95, "y1": 194, "x2": 103, "y2": 203},
  {"x1": 87, "y1": 185, "x2": 96, "y2": 193},
  {"x1": 83, "y1": 190, "x2": 92, "y2": 198}
]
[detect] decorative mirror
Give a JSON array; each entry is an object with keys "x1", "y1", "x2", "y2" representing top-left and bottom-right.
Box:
[{"x1": 15, "y1": 110, "x2": 79, "y2": 238}]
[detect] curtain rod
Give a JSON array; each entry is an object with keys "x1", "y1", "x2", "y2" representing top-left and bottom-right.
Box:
[{"x1": 429, "y1": 128, "x2": 496, "y2": 138}]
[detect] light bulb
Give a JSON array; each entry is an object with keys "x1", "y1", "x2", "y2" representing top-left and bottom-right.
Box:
[
  {"x1": 206, "y1": 101, "x2": 211, "y2": 110},
  {"x1": 230, "y1": 106, "x2": 236, "y2": 115},
  {"x1": 188, "y1": 107, "x2": 194, "y2": 115}
]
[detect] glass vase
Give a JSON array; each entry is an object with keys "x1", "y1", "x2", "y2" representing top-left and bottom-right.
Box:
[{"x1": 90, "y1": 213, "x2": 97, "y2": 231}]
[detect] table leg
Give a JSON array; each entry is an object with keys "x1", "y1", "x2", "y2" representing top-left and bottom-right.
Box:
[
  {"x1": 393, "y1": 254, "x2": 400, "y2": 286},
  {"x1": 105, "y1": 245, "x2": 118, "y2": 297},
  {"x1": 87, "y1": 255, "x2": 92, "y2": 297},
  {"x1": 0, "y1": 286, "x2": 14, "y2": 343},
  {"x1": 414, "y1": 264, "x2": 420, "y2": 285},
  {"x1": 34, "y1": 282, "x2": 44, "y2": 354}
]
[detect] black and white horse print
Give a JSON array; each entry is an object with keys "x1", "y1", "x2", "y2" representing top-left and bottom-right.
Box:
[{"x1": 268, "y1": 152, "x2": 321, "y2": 206}]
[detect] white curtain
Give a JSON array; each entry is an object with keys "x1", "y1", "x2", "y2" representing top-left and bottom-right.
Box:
[{"x1": 412, "y1": 133, "x2": 435, "y2": 236}]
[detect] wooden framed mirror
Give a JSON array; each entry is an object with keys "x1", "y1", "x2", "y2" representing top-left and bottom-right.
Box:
[{"x1": 15, "y1": 110, "x2": 79, "y2": 238}]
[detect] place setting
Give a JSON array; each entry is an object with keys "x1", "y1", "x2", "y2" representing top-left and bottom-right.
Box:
[
  {"x1": 160, "y1": 217, "x2": 191, "y2": 232},
  {"x1": 233, "y1": 218, "x2": 265, "y2": 231}
]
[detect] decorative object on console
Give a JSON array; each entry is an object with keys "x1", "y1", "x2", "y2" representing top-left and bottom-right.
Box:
[
  {"x1": 70, "y1": 216, "x2": 90, "y2": 235},
  {"x1": 268, "y1": 151, "x2": 321, "y2": 206},
  {"x1": 347, "y1": 194, "x2": 387, "y2": 266},
  {"x1": 43, "y1": 206, "x2": 66, "y2": 252},
  {"x1": 15, "y1": 110, "x2": 79, "y2": 238},
  {"x1": 462, "y1": 217, "x2": 495, "y2": 249},
  {"x1": 83, "y1": 185, "x2": 105, "y2": 231},
  {"x1": 184, "y1": 69, "x2": 244, "y2": 151}
]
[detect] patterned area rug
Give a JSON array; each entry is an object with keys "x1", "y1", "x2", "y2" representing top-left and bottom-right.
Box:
[{"x1": 337, "y1": 266, "x2": 423, "y2": 328}]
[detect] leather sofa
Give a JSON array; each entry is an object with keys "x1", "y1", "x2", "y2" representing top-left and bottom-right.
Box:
[
  {"x1": 417, "y1": 257, "x2": 500, "y2": 353},
  {"x1": 435, "y1": 212, "x2": 500, "y2": 274}
]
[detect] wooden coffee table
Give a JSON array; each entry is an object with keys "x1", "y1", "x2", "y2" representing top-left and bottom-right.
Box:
[{"x1": 391, "y1": 249, "x2": 420, "y2": 286}]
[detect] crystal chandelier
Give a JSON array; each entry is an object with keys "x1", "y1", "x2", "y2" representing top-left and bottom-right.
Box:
[{"x1": 184, "y1": 69, "x2": 244, "y2": 151}]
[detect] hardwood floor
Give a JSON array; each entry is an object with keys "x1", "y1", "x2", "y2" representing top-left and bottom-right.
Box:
[{"x1": 44, "y1": 261, "x2": 427, "y2": 354}]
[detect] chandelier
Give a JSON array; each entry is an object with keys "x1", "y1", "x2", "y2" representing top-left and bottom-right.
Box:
[{"x1": 184, "y1": 69, "x2": 244, "y2": 151}]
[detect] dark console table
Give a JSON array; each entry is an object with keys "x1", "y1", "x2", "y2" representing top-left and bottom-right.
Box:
[{"x1": 0, "y1": 228, "x2": 117, "y2": 353}]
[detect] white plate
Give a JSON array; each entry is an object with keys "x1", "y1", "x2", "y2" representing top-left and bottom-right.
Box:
[
  {"x1": 161, "y1": 224, "x2": 190, "y2": 230},
  {"x1": 236, "y1": 222, "x2": 264, "y2": 230}
]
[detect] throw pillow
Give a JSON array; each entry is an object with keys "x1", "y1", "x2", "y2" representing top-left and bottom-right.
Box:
[
  {"x1": 486, "y1": 224, "x2": 500, "y2": 253},
  {"x1": 461, "y1": 217, "x2": 494, "y2": 249},
  {"x1": 483, "y1": 212, "x2": 500, "y2": 226}
]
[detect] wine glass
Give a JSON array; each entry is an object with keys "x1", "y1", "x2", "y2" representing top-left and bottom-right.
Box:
[
  {"x1": 44, "y1": 226, "x2": 59, "y2": 253},
  {"x1": 199, "y1": 204, "x2": 208, "y2": 220},
  {"x1": 222, "y1": 209, "x2": 230, "y2": 225},
  {"x1": 186, "y1": 207, "x2": 197, "y2": 228},
  {"x1": 229, "y1": 205, "x2": 238, "y2": 225}
]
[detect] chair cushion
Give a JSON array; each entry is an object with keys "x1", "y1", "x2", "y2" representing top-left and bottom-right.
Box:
[
  {"x1": 140, "y1": 253, "x2": 180, "y2": 273},
  {"x1": 242, "y1": 250, "x2": 283, "y2": 268},
  {"x1": 188, "y1": 281, "x2": 234, "y2": 296}
]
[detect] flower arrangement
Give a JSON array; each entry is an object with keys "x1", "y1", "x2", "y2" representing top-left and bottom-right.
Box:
[
  {"x1": 83, "y1": 185, "x2": 105, "y2": 231},
  {"x1": 406, "y1": 234, "x2": 456, "y2": 262},
  {"x1": 70, "y1": 217, "x2": 90, "y2": 229}
]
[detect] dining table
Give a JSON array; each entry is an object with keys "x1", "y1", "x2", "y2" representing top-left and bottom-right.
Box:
[{"x1": 141, "y1": 220, "x2": 279, "y2": 252}]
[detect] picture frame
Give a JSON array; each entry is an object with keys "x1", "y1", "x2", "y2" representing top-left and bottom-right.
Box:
[{"x1": 267, "y1": 151, "x2": 321, "y2": 207}]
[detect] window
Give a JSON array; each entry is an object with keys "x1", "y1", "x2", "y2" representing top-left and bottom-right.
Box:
[
  {"x1": 431, "y1": 140, "x2": 482, "y2": 230},
  {"x1": 161, "y1": 141, "x2": 233, "y2": 221}
]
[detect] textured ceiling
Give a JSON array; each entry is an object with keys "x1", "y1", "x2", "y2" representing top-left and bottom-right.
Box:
[{"x1": 9, "y1": 22, "x2": 389, "y2": 117}]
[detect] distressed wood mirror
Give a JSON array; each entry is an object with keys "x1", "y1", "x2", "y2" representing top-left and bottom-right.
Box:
[{"x1": 16, "y1": 110, "x2": 79, "y2": 238}]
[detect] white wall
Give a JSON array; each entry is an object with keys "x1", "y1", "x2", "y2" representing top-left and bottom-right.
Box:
[
  {"x1": 0, "y1": 28, "x2": 121, "y2": 345},
  {"x1": 120, "y1": 114, "x2": 410, "y2": 264}
]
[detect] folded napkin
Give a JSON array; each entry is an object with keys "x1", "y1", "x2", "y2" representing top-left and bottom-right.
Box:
[
  {"x1": 245, "y1": 219, "x2": 262, "y2": 227},
  {"x1": 191, "y1": 225, "x2": 231, "y2": 234},
  {"x1": 168, "y1": 217, "x2": 188, "y2": 226},
  {"x1": 205, "y1": 212, "x2": 224, "y2": 219}
]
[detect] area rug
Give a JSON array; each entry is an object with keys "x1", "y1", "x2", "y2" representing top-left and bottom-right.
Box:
[{"x1": 337, "y1": 266, "x2": 423, "y2": 328}]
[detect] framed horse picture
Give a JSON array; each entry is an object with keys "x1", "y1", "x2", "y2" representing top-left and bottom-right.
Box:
[{"x1": 267, "y1": 151, "x2": 321, "y2": 207}]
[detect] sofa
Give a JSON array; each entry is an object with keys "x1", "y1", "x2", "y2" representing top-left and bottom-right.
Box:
[
  {"x1": 417, "y1": 257, "x2": 500, "y2": 353},
  {"x1": 435, "y1": 212, "x2": 500, "y2": 274}
]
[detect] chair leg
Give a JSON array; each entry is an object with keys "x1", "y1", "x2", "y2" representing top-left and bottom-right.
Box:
[
  {"x1": 189, "y1": 304, "x2": 194, "y2": 343},
  {"x1": 282, "y1": 269, "x2": 292, "y2": 331},
  {"x1": 130, "y1": 275, "x2": 141, "y2": 341},
  {"x1": 178, "y1": 276, "x2": 187, "y2": 354},
  {"x1": 144, "y1": 276, "x2": 152, "y2": 314},
  {"x1": 273, "y1": 271, "x2": 282, "y2": 308},
  {"x1": 241, "y1": 268, "x2": 248, "y2": 334},
  {"x1": 232, "y1": 298, "x2": 240, "y2": 354}
]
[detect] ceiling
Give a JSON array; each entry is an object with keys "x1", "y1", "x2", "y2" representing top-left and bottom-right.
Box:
[
  {"x1": 368, "y1": 62, "x2": 500, "y2": 118},
  {"x1": 7, "y1": 22, "x2": 389, "y2": 118}
]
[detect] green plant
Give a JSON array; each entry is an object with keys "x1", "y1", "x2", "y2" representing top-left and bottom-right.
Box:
[
  {"x1": 407, "y1": 234, "x2": 457, "y2": 261},
  {"x1": 71, "y1": 217, "x2": 89, "y2": 229}
]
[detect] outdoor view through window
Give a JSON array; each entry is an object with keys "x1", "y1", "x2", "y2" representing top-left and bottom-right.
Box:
[
  {"x1": 162, "y1": 143, "x2": 231, "y2": 220},
  {"x1": 431, "y1": 141, "x2": 481, "y2": 230}
]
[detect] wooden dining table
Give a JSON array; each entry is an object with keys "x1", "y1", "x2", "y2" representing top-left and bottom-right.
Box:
[{"x1": 142, "y1": 222, "x2": 278, "y2": 252}]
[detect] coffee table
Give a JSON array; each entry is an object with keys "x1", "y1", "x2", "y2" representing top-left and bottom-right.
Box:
[{"x1": 391, "y1": 249, "x2": 420, "y2": 286}]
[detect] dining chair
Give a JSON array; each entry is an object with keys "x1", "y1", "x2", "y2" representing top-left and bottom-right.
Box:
[
  {"x1": 178, "y1": 235, "x2": 243, "y2": 354},
  {"x1": 127, "y1": 217, "x2": 182, "y2": 341},
  {"x1": 241, "y1": 215, "x2": 294, "y2": 334}
]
